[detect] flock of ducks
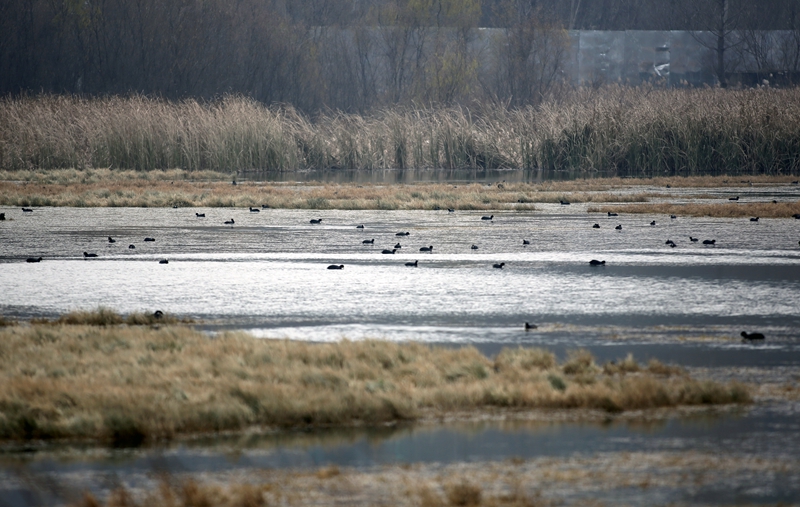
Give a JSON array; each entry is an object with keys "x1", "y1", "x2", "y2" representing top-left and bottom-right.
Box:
[{"x1": 14, "y1": 200, "x2": 790, "y2": 341}]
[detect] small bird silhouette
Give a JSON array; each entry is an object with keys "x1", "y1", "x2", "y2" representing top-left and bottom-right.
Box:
[{"x1": 589, "y1": 259, "x2": 605, "y2": 266}]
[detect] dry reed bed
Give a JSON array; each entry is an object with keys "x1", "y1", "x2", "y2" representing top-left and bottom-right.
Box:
[
  {"x1": 2, "y1": 170, "x2": 799, "y2": 211},
  {"x1": 3, "y1": 88, "x2": 800, "y2": 175},
  {"x1": 0, "y1": 179, "x2": 657, "y2": 210},
  {"x1": 0, "y1": 316, "x2": 749, "y2": 444},
  {"x1": 68, "y1": 451, "x2": 798, "y2": 507},
  {"x1": 590, "y1": 200, "x2": 800, "y2": 218}
]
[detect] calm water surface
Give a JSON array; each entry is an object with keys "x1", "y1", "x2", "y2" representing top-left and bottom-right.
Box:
[{"x1": 2, "y1": 189, "x2": 800, "y2": 505}]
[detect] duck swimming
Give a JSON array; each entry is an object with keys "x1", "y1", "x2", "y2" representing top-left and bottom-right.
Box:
[
  {"x1": 196, "y1": 213, "x2": 205, "y2": 217},
  {"x1": 592, "y1": 224, "x2": 600, "y2": 229},
  {"x1": 396, "y1": 232, "x2": 410, "y2": 236},
  {"x1": 471, "y1": 245, "x2": 479, "y2": 250},
  {"x1": 607, "y1": 212, "x2": 618, "y2": 217},
  {"x1": 26, "y1": 257, "x2": 43, "y2": 263},
  {"x1": 108, "y1": 236, "x2": 116, "y2": 243},
  {"x1": 523, "y1": 239, "x2": 530, "y2": 245},
  {"x1": 615, "y1": 224, "x2": 622, "y2": 230},
  {"x1": 362, "y1": 239, "x2": 374, "y2": 244},
  {"x1": 405, "y1": 260, "x2": 418, "y2": 267},
  {"x1": 741, "y1": 331, "x2": 765, "y2": 341},
  {"x1": 702, "y1": 239, "x2": 716, "y2": 245},
  {"x1": 223, "y1": 219, "x2": 234, "y2": 226},
  {"x1": 481, "y1": 215, "x2": 494, "y2": 220},
  {"x1": 382, "y1": 249, "x2": 396, "y2": 254},
  {"x1": 327, "y1": 264, "x2": 344, "y2": 270},
  {"x1": 419, "y1": 245, "x2": 433, "y2": 252},
  {"x1": 524, "y1": 322, "x2": 537, "y2": 330},
  {"x1": 83, "y1": 252, "x2": 98, "y2": 258},
  {"x1": 493, "y1": 262, "x2": 505, "y2": 269},
  {"x1": 589, "y1": 259, "x2": 605, "y2": 266},
  {"x1": 310, "y1": 219, "x2": 322, "y2": 224}
]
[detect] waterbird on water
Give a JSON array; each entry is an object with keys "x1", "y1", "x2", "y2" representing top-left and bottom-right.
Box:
[
  {"x1": 420, "y1": 245, "x2": 433, "y2": 252},
  {"x1": 394, "y1": 243, "x2": 402, "y2": 249},
  {"x1": 327, "y1": 264, "x2": 344, "y2": 270},
  {"x1": 356, "y1": 225, "x2": 364, "y2": 229},
  {"x1": 448, "y1": 208, "x2": 455, "y2": 212},
  {"x1": 607, "y1": 212, "x2": 618, "y2": 216},
  {"x1": 196, "y1": 213, "x2": 205, "y2": 217},
  {"x1": 689, "y1": 236, "x2": 698, "y2": 242},
  {"x1": 396, "y1": 232, "x2": 410, "y2": 236},
  {"x1": 223, "y1": 219, "x2": 234, "y2": 226},
  {"x1": 589, "y1": 259, "x2": 605, "y2": 266},
  {"x1": 159, "y1": 259, "x2": 169, "y2": 264},
  {"x1": 22, "y1": 208, "x2": 33, "y2": 212},
  {"x1": 405, "y1": 260, "x2": 418, "y2": 267},
  {"x1": 525, "y1": 322, "x2": 537, "y2": 330},
  {"x1": 249, "y1": 207, "x2": 260, "y2": 212},
  {"x1": 26, "y1": 257, "x2": 42, "y2": 263},
  {"x1": 493, "y1": 262, "x2": 505, "y2": 269},
  {"x1": 615, "y1": 224, "x2": 622, "y2": 230},
  {"x1": 750, "y1": 217, "x2": 759, "y2": 222},
  {"x1": 670, "y1": 215, "x2": 677, "y2": 219},
  {"x1": 729, "y1": 196, "x2": 739, "y2": 201},
  {"x1": 382, "y1": 249, "x2": 396, "y2": 254},
  {"x1": 481, "y1": 215, "x2": 493, "y2": 220},
  {"x1": 702, "y1": 239, "x2": 716, "y2": 245},
  {"x1": 741, "y1": 331, "x2": 765, "y2": 341},
  {"x1": 560, "y1": 200, "x2": 570, "y2": 205},
  {"x1": 144, "y1": 237, "x2": 156, "y2": 241},
  {"x1": 471, "y1": 245, "x2": 479, "y2": 250},
  {"x1": 310, "y1": 218, "x2": 322, "y2": 224},
  {"x1": 108, "y1": 236, "x2": 116, "y2": 243},
  {"x1": 592, "y1": 224, "x2": 600, "y2": 228},
  {"x1": 128, "y1": 244, "x2": 135, "y2": 249},
  {"x1": 523, "y1": 239, "x2": 530, "y2": 245},
  {"x1": 83, "y1": 252, "x2": 98, "y2": 258},
  {"x1": 650, "y1": 221, "x2": 656, "y2": 226},
  {"x1": 0, "y1": 213, "x2": 4, "y2": 220},
  {"x1": 362, "y1": 239, "x2": 374, "y2": 244}
]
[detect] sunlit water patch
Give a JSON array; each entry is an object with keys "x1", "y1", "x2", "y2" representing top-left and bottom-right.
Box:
[{"x1": 2, "y1": 206, "x2": 799, "y2": 358}]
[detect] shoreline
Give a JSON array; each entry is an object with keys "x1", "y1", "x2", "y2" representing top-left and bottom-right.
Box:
[
  {"x1": 1, "y1": 171, "x2": 799, "y2": 216},
  {"x1": 0, "y1": 310, "x2": 752, "y2": 446}
]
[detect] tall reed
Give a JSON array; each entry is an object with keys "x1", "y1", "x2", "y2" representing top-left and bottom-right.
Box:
[{"x1": 2, "y1": 87, "x2": 799, "y2": 175}]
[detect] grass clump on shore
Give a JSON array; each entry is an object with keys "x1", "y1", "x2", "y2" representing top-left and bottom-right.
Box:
[
  {"x1": 0, "y1": 318, "x2": 749, "y2": 445},
  {"x1": 2, "y1": 87, "x2": 800, "y2": 176},
  {"x1": 590, "y1": 200, "x2": 800, "y2": 218}
]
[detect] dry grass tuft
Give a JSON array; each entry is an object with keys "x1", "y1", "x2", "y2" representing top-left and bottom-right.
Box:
[{"x1": 0, "y1": 321, "x2": 750, "y2": 444}]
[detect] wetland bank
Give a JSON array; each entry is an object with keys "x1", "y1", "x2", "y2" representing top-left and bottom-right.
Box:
[{"x1": 2, "y1": 90, "x2": 800, "y2": 505}]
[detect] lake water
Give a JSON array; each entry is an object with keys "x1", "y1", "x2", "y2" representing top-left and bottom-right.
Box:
[{"x1": 1, "y1": 187, "x2": 800, "y2": 505}]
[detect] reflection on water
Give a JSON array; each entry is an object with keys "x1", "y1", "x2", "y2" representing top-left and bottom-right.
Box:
[
  {"x1": 2, "y1": 205, "x2": 799, "y2": 358},
  {"x1": 1, "y1": 404, "x2": 799, "y2": 506}
]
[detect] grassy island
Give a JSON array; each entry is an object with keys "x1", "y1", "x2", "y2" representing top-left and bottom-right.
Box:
[{"x1": 0, "y1": 310, "x2": 749, "y2": 446}]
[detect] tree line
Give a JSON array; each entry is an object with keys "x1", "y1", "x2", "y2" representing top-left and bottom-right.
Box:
[{"x1": 2, "y1": 0, "x2": 799, "y2": 112}]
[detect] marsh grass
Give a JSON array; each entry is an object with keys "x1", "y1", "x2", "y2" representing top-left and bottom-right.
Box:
[
  {"x1": 590, "y1": 200, "x2": 800, "y2": 218},
  {"x1": 3, "y1": 88, "x2": 800, "y2": 175},
  {"x1": 0, "y1": 322, "x2": 750, "y2": 444}
]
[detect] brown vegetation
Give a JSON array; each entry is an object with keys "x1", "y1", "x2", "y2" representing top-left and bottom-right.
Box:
[
  {"x1": 3, "y1": 168, "x2": 800, "y2": 211},
  {"x1": 0, "y1": 312, "x2": 750, "y2": 444},
  {"x1": 65, "y1": 451, "x2": 799, "y2": 507},
  {"x1": 590, "y1": 200, "x2": 800, "y2": 218},
  {"x1": 3, "y1": 88, "x2": 800, "y2": 175}
]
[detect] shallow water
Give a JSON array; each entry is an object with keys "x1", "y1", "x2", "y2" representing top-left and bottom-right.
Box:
[
  {"x1": 1, "y1": 402, "x2": 799, "y2": 506},
  {"x1": 2, "y1": 202, "x2": 799, "y2": 355},
  {"x1": 2, "y1": 193, "x2": 800, "y2": 505}
]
